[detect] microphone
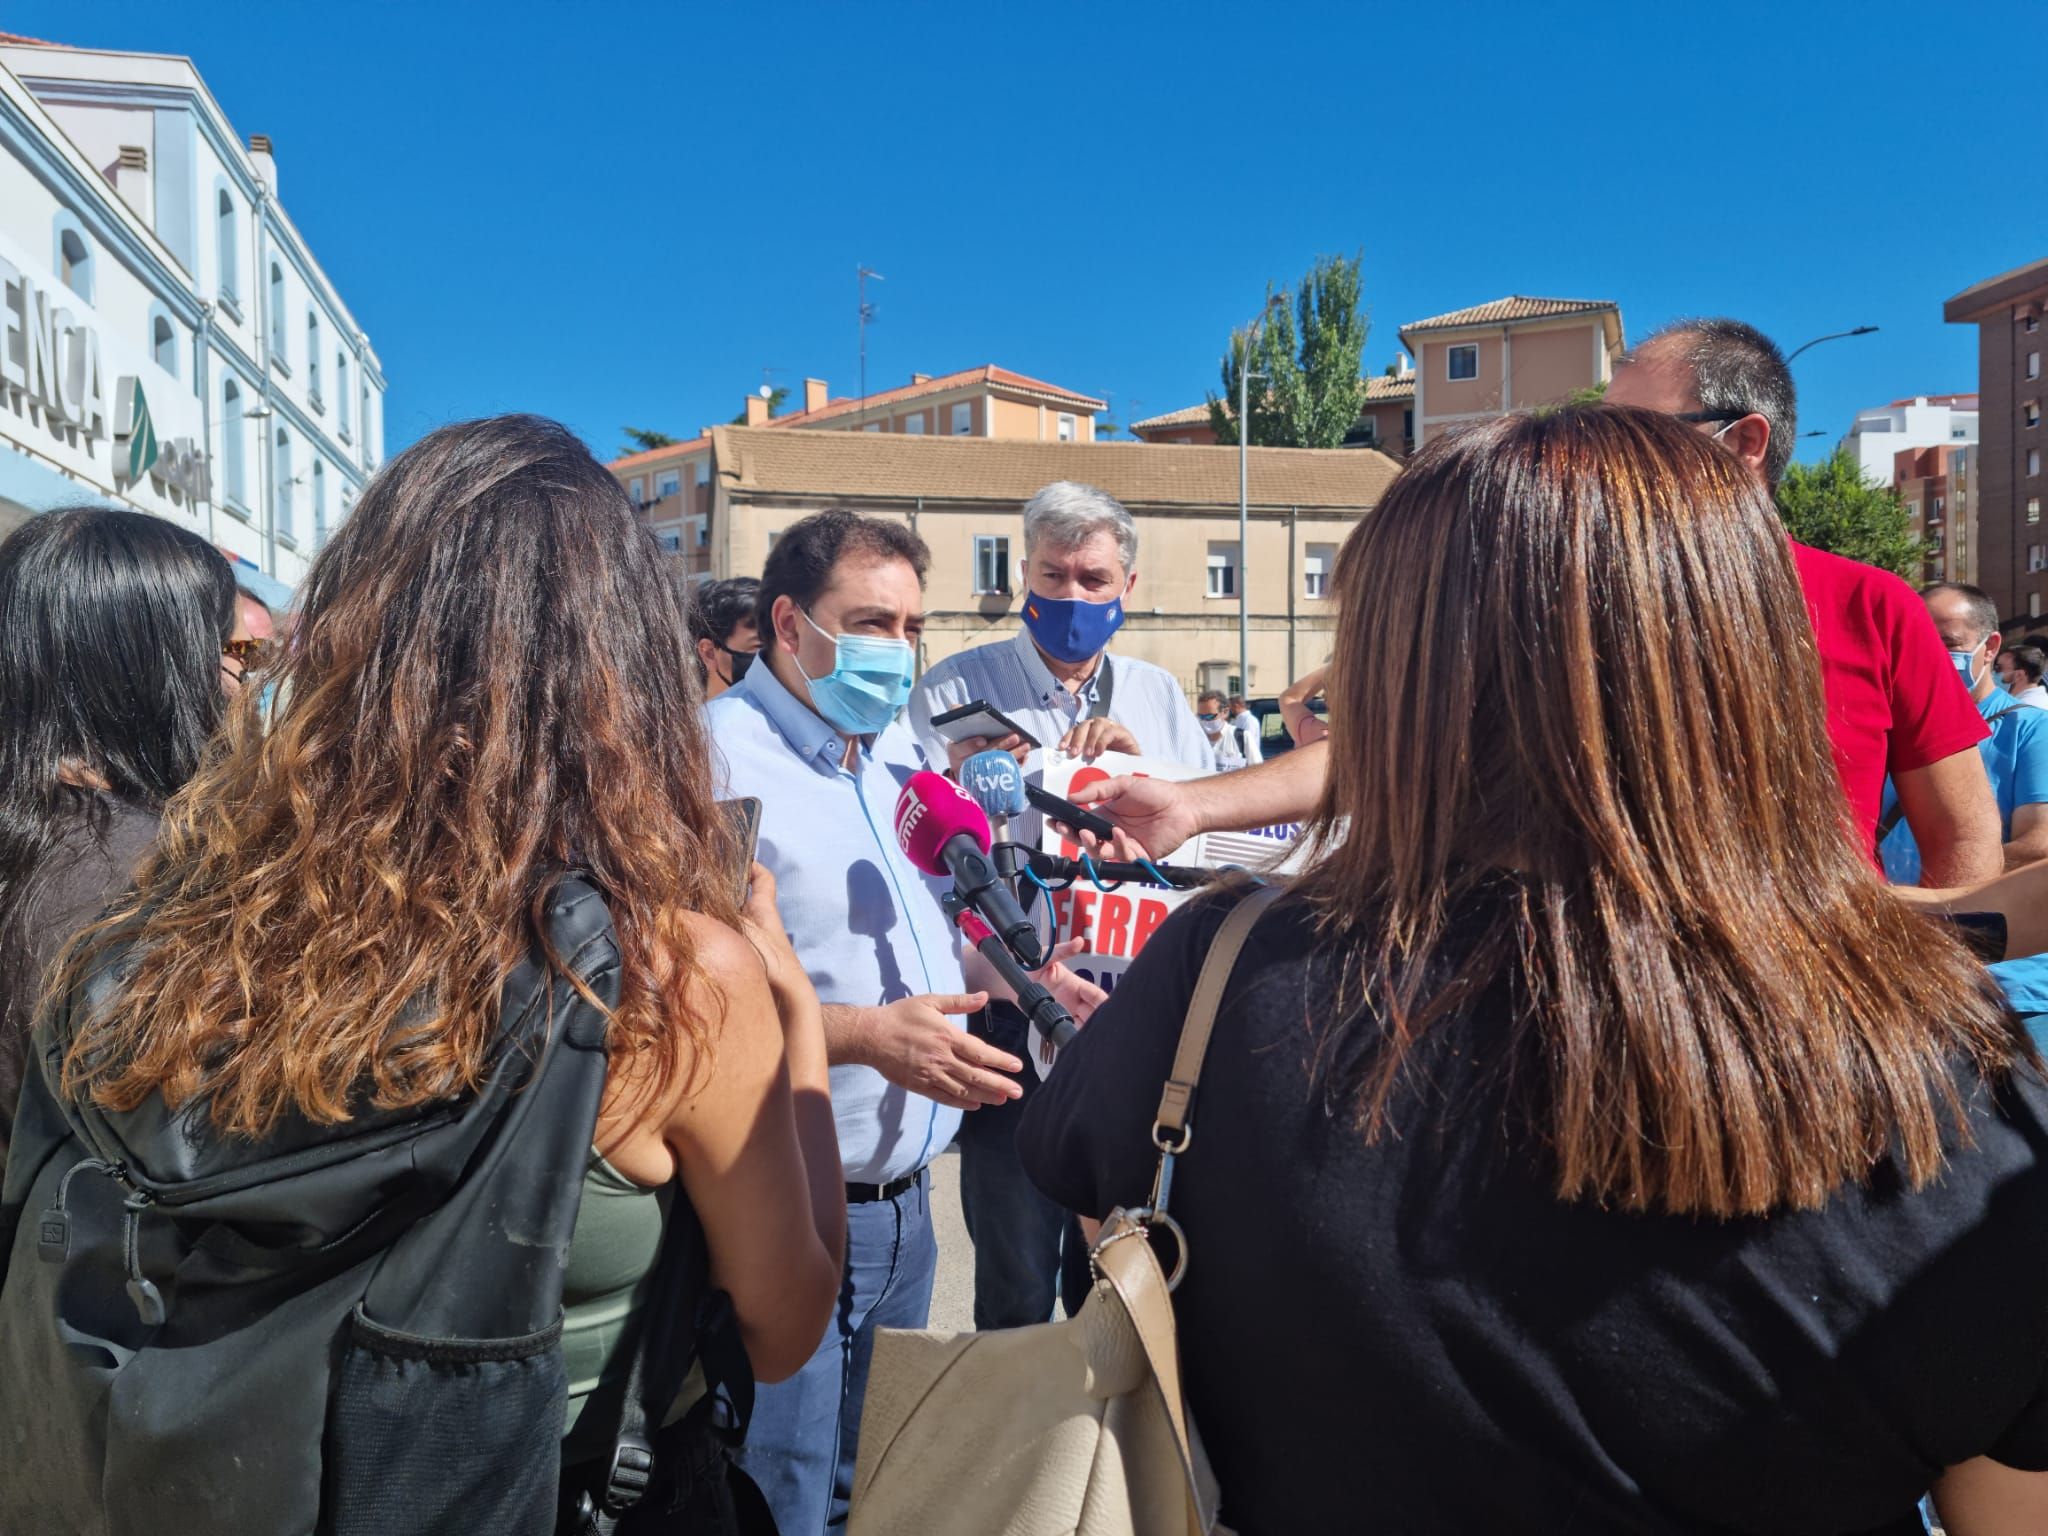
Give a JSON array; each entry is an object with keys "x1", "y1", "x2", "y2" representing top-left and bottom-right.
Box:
[
  {"x1": 894, "y1": 770, "x2": 1045, "y2": 968},
  {"x1": 954, "y1": 907, "x2": 1077, "y2": 1054},
  {"x1": 960, "y1": 749, "x2": 1029, "y2": 842}
]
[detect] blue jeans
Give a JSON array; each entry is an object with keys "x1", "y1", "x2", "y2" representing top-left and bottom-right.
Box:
[
  {"x1": 736, "y1": 1170, "x2": 935, "y2": 1535},
  {"x1": 958, "y1": 1004, "x2": 1093, "y2": 1330}
]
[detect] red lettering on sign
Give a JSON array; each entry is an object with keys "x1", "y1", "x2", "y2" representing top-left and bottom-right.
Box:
[
  {"x1": 1098, "y1": 893, "x2": 1134, "y2": 957},
  {"x1": 1132, "y1": 897, "x2": 1169, "y2": 953},
  {"x1": 1050, "y1": 888, "x2": 1071, "y2": 937}
]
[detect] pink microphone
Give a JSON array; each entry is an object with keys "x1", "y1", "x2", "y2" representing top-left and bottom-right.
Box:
[{"x1": 894, "y1": 771, "x2": 1042, "y2": 968}]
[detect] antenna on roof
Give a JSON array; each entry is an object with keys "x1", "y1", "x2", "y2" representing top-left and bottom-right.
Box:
[{"x1": 858, "y1": 265, "x2": 884, "y2": 420}]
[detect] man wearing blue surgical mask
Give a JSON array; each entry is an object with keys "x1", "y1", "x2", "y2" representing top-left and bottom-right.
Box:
[
  {"x1": 1880, "y1": 582, "x2": 2048, "y2": 882},
  {"x1": 707, "y1": 510, "x2": 1035, "y2": 1533},
  {"x1": 908, "y1": 481, "x2": 1216, "y2": 1336}
]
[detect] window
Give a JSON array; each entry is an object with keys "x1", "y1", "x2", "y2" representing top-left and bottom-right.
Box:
[
  {"x1": 973, "y1": 535, "x2": 1010, "y2": 596},
  {"x1": 690, "y1": 516, "x2": 709, "y2": 548},
  {"x1": 1057, "y1": 413, "x2": 1077, "y2": 442},
  {"x1": 307, "y1": 312, "x2": 322, "y2": 408},
  {"x1": 1403, "y1": 407, "x2": 1414, "y2": 443},
  {"x1": 221, "y1": 378, "x2": 247, "y2": 508},
  {"x1": 1446, "y1": 344, "x2": 1478, "y2": 382},
  {"x1": 2030, "y1": 352, "x2": 2041, "y2": 381},
  {"x1": 863, "y1": 421, "x2": 883, "y2": 433},
  {"x1": 2029, "y1": 545, "x2": 2046, "y2": 574},
  {"x1": 337, "y1": 353, "x2": 351, "y2": 438},
  {"x1": 2032, "y1": 449, "x2": 2042, "y2": 478},
  {"x1": 2028, "y1": 400, "x2": 2042, "y2": 430},
  {"x1": 1934, "y1": 496, "x2": 1946, "y2": 517},
  {"x1": 150, "y1": 312, "x2": 177, "y2": 376},
  {"x1": 274, "y1": 428, "x2": 294, "y2": 544},
  {"x1": 1303, "y1": 543, "x2": 1335, "y2": 599},
  {"x1": 269, "y1": 264, "x2": 288, "y2": 368},
  {"x1": 628, "y1": 478, "x2": 645, "y2": 507},
  {"x1": 904, "y1": 412, "x2": 926, "y2": 435},
  {"x1": 951, "y1": 402, "x2": 973, "y2": 435},
  {"x1": 2033, "y1": 591, "x2": 2045, "y2": 620},
  {"x1": 694, "y1": 460, "x2": 710, "y2": 487},
  {"x1": 215, "y1": 188, "x2": 238, "y2": 304},
  {"x1": 312, "y1": 460, "x2": 327, "y2": 549},
  {"x1": 2031, "y1": 497, "x2": 2043, "y2": 525},
  {"x1": 1206, "y1": 541, "x2": 1238, "y2": 599},
  {"x1": 1356, "y1": 417, "x2": 1379, "y2": 446},
  {"x1": 53, "y1": 214, "x2": 92, "y2": 301},
  {"x1": 656, "y1": 530, "x2": 682, "y2": 553},
  {"x1": 655, "y1": 471, "x2": 680, "y2": 499},
  {"x1": 2028, "y1": 313, "x2": 2042, "y2": 334}
]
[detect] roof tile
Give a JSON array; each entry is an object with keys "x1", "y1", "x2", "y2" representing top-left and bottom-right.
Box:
[{"x1": 1400, "y1": 295, "x2": 1617, "y2": 333}]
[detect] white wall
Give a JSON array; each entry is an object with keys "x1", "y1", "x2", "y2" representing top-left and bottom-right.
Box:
[{"x1": 1842, "y1": 398, "x2": 1980, "y2": 486}]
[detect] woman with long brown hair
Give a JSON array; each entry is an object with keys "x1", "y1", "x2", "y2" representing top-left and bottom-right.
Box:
[
  {"x1": 0, "y1": 415, "x2": 842, "y2": 1533},
  {"x1": 1020, "y1": 406, "x2": 2048, "y2": 1534}
]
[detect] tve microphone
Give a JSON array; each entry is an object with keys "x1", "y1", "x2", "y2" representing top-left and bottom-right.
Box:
[
  {"x1": 960, "y1": 749, "x2": 1029, "y2": 840},
  {"x1": 895, "y1": 770, "x2": 1045, "y2": 969}
]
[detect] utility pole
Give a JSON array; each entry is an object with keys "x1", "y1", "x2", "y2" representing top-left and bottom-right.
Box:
[{"x1": 1238, "y1": 293, "x2": 1287, "y2": 696}]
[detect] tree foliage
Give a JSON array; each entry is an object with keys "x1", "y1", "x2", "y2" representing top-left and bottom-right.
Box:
[
  {"x1": 1209, "y1": 251, "x2": 1369, "y2": 449},
  {"x1": 1775, "y1": 449, "x2": 1921, "y2": 579},
  {"x1": 620, "y1": 426, "x2": 679, "y2": 453}
]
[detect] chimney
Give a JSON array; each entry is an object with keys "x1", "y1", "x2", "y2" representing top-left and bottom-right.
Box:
[
  {"x1": 803, "y1": 377, "x2": 828, "y2": 414},
  {"x1": 745, "y1": 392, "x2": 770, "y2": 427},
  {"x1": 1397, "y1": 353, "x2": 1412, "y2": 378},
  {"x1": 110, "y1": 144, "x2": 150, "y2": 222},
  {"x1": 247, "y1": 133, "x2": 277, "y2": 196},
  {"x1": 911, "y1": 373, "x2": 931, "y2": 385}
]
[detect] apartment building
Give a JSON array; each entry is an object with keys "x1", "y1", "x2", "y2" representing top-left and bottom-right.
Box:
[
  {"x1": 1398, "y1": 296, "x2": 1623, "y2": 448},
  {"x1": 674, "y1": 425, "x2": 1399, "y2": 697},
  {"x1": 1841, "y1": 394, "x2": 1978, "y2": 487},
  {"x1": 612, "y1": 364, "x2": 1105, "y2": 574},
  {"x1": 1896, "y1": 443, "x2": 1971, "y2": 585},
  {"x1": 0, "y1": 32, "x2": 387, "y2": 594},
  {"x1": 1946, "y1": 258, "x2": 2048, "y2": 624}
]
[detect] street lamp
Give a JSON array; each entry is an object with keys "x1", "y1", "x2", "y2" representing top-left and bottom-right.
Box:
[
  {"x1": 1238, "y1": 292, "x2": 1287, "y2": 698},
  {"x1": 1785, "y1": 325, "x2": 1878, "y2": 363}
]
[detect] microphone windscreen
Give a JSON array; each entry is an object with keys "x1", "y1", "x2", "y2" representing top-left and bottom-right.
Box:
[
  {"x1": 960, "y1": 750, "x2": 1029, "y2": 821},
  {"x1": 894, "y1": 770, "x2": 992, "y2": 877}
]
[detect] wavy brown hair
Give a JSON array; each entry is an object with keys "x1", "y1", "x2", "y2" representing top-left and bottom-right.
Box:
[
  {"x1": 1294, "y1": 405, "x2": 2023, "y2": 1218},
  {"x1": 58, "y1": 414, "x2": 739, "y2": 1135}
]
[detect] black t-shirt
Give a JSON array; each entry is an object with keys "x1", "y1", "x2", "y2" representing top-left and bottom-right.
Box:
[{"x1": 1017, "y1": 892, "x2": 2048, "y2": 1536}]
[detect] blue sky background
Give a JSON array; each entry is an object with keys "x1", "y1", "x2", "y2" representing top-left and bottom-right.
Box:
[{"x1": 12, "y1": 0, "x2": 2039, "y2": 464}]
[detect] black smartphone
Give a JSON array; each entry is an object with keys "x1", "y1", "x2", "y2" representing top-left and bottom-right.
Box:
[
  {"x1": 721, "y1": 797, "x2": 763, "y2": 906},
  {"x1": 929, "y1": 699, "x2": 1041, "y2": 750},
  {"x1": 1025, "y1": 784, "x2": 1118, "y2": 842}
]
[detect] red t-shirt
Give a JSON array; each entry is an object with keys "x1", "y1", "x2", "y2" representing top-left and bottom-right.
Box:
[{"x1": 1792, "y1": 540, "x2": 1987, "y2": 855}]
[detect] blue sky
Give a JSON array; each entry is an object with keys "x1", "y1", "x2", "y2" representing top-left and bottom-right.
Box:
[{"x1": 15, "y1": 0, "x2": 2040, "y2": 465}]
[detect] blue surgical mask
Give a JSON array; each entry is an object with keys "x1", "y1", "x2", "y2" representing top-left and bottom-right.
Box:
[
  {"x1": 1022, "y1": 590, "x2": 1125, "y2": 665},
  {"x1": 1950, "y1": 648, "x2": 1985, "y2": 691},
  {"x1": 794, "y1": 607, "x2": 914, "y2": 735}
]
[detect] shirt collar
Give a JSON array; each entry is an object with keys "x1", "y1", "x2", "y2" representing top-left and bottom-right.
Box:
[
  {"x1": 1010, "y1": 626, "x2": 1104, "y2": 711},
  {"x1": 741, "y1": 657, "x2": 859, "y2": 773}
]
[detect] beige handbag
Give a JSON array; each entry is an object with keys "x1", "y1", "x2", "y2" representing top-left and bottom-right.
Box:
[{"x1": 849, "y1": 885, "x2": 1283, "y2": 1536}]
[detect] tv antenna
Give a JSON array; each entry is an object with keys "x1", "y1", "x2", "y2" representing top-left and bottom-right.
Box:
[{"x1": 858, "y1": 265, "x2": 884, "y2": 417}]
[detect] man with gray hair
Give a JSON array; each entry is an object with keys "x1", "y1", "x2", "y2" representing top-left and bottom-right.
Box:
[{"x1": 909, "y1": 479, "x2": 1214, "y2": 1330}]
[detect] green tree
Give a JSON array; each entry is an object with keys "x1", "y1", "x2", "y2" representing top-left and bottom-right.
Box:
[
  {"x1": 1775, "y1": 449, "x2": 1922, "y2": 578},
  {"x1": 620, "y1": 426, "x2": 679, "y2": 453},
  {"x1": 730, "y1": 387, "x2": 790, "y2": 425},
  {"x1": 1209, "y1": 251, "x2": 1369, "y2": 448}
]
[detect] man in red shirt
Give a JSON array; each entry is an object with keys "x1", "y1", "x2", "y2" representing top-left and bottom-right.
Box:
[{"x1": 1067, "y1": 321, "x2": 2002, "y2": 887}]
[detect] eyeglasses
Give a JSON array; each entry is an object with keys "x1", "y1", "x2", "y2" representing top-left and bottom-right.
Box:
[
  {"x1": 1670, "y1": 409, "x2": 1751, "y2": 425},
  {"x1": 222, "y1": 638, "x2": 272, "y2": 667}
]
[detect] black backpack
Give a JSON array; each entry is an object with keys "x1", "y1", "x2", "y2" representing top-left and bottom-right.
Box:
[{"x1": 0, "y1": 877, "x2": 760, "y2": 1536}]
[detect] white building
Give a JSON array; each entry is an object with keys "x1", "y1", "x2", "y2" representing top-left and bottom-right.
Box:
[
  {"x1": 0, "y1": 33, "x2": 385, "y2": 600},
  {"x1": 1840, "y1": 393, "x2": 1978, "y2": 487}
]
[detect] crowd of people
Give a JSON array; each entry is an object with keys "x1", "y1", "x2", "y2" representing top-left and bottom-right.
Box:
[{"x1": 3, "y1": 316, "x2": 2048, "y2": 1535}]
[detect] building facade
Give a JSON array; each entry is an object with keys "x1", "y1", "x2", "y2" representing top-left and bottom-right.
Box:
[
  {"x1": 612, "y1": 365, "x2": 1104, "y2": 576},
  {"x1": 1841, "y1": 394, "x2": 1978, "y2": 488},
  {"x1": 1946, "y1": 258, "x2": 2048, "y2": 625},
  {"x1": 1398, "y1": 296, "x2": 1622, "y2": 449},
  {"x1": 0, "y1": 33, "x2": 386, "y2": 594},
  {"x1": 1129, "y1": 365, "x2": 1417, "y2": 457},
  {"x1": 661, "y1": 426, "x2": 1397, "y2": 697},
  {"x1": 1895, "y1": 443, "x2": 1972, "y2": 585}
]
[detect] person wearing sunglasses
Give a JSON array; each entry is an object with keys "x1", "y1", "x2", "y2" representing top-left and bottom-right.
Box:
[{"x1": 0, "y1": 506, "x2": 236, "y2": 1169}]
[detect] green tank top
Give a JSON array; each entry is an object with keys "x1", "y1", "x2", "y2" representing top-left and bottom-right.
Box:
[{"x1": 560, "y1": 1152, "x2": 671, "y2": 1464}]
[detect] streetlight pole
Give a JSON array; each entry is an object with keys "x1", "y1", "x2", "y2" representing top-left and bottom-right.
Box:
[
  {"x1": 1238, "y1": 293, "x2": 1285, "y2": 697},
  {"x1": 1785, "y1": 325, "x2": 1878, "y2": 363}
]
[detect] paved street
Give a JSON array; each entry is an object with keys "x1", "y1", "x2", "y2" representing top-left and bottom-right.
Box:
[{"x1": 927, "y1": 1145, "x2": 975, "y2": 1334}]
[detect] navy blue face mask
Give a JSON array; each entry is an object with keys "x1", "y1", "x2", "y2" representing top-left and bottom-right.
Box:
[{"x1": 1022, "y1": 591, "x2": 1125, "y2": 665}]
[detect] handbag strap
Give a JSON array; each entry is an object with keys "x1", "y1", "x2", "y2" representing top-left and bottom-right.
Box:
[{"x1": 1153, "y1": 883, "x2": 1285, "y2": 1145}]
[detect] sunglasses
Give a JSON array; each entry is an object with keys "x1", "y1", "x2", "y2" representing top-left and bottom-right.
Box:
[
  {"x1": 1670, "y1": 409, "x2": 1751, "y2": 425},
  {"x1": 222, "y1": 638, "x2": 272, "y2": 667}
]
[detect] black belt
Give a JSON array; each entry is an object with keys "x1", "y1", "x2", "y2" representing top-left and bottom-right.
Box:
[{"x1": 846, "y1": 1169, "x2": 924, "y2": 1204}]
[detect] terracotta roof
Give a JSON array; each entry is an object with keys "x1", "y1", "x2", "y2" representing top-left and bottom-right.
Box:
[
  {"x1": 0, "y1": 32, "x2": 56, "y2": 45},
  {"x1": 612, "y1": 434, "x2": 714, "y2": 472},
  {"x1": 708, "y1": 426, "x2": 1397, "y2": 510},
  {"x1": 1400, "y1": 296, "x2": 1617, "y2": 333},
  {"x1": 764, "y1": 365, "x2": 1105, "y2": 432},
  {"x1": 1131, "y1": 373, "x2": 1415, "y2": 434}
]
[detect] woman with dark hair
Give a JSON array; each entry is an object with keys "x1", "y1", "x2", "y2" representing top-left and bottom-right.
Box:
[
  {"x1": 0, "y1": 505, "x2": 237, "y2": 1163},
  {"x1": 4, "y1": 417, "x2": 842, "y2": 1528},
  {"x1": 1020, "y1": 407, "x2": 2048, "y2": 1533}
]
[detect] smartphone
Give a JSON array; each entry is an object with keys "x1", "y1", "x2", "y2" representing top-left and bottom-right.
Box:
[
  {"x1": 1024, "y1": 784, "x2": 1118, "y2": 842},
  {"x1": 720, "y1": 797, "x2": 763, "y2": 906},
  {"x1": 929, "y1": 699, "x2": 1041, "y2": 750}
]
